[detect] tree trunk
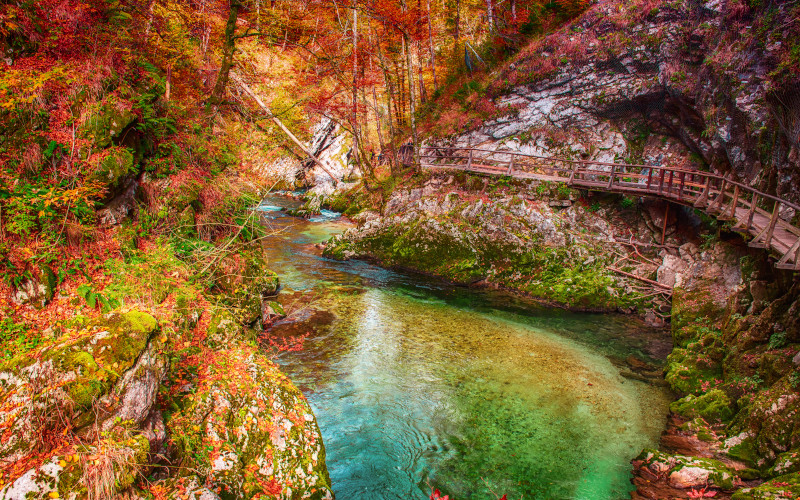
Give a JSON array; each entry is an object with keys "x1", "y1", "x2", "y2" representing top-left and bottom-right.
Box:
[
  {"x1": 209, "y1": 0, "x2": 241, "y2": 109},
  {"x1": 230, "y1": 72, "x2": 341, "y2": 183},
  {"x1": 428, "y1": 0, "x2": 437, "y2": 90},
  {"x1": 404, "y1": 32, "x2": 419, "y2": 169},
  {"x1": 351, "y1": 0, "x2": 360, "y2": 170},
  {"x1": 454, "y1": 0, "x2": 460, "y2": 41},
  {"x1": 374, "y1": 31, "x2": 399, "y2": 173},
  {"x1": 396, "y1": 51, "x2": 406, "y2": 128},
  {"x1": 416, "y1": 41, "x2": 427, "y2": 104},
  {"x1": 372, "y1": 85, "x2": 385, "y2": 151},
  {"x1": 485, "y1": 0, "x2": 494, "y2": 31}
]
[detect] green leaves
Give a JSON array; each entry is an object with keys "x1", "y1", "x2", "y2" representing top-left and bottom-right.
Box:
[{"x1": 77, "y1": 283, "x2": 122, "y2": 313}]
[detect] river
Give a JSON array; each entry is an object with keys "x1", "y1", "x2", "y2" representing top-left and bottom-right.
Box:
[{"x1": 256, "y1": 195, "x2": 672, "y2": 500}]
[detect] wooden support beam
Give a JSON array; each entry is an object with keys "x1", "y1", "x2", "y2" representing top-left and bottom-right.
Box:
[
  {"x1": 763, "y1": 202, "x2": 781, "y2": 248},
  {"x1": 728, "y1": 184, "x2": 739, "y2": 220},
  {"x1": 710, "y1": 175, "x2": 729, "y2": 214},
  {"x1": 568, "y1": 163, "x2": 578, "y2": 185},
  {"x1": 661, "y1": 203, "x2": 670, "y2": 245},
  {"x1": 776, "y1": 236, "x2": 800, "y2": 269},
  {"x1": 694, "y1": 176, "x2": 711, "y2": 208},
  {"x1": 506, "y1": 158, "x2": 514, "y2": 176}
]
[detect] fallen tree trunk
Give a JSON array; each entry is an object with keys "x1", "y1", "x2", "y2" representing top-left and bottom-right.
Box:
[{"x1": 230, "y1": 72, "x2": 341, "y2": 184}]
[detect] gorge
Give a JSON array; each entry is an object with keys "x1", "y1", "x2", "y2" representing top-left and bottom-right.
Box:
[{"x1": 1, "y1": 0, "x2": 799, "y2": 498}]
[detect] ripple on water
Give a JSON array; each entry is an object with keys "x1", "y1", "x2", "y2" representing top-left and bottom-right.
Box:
[{"x1": 274, "y1": 287, "x2": 672, "y2": 500}]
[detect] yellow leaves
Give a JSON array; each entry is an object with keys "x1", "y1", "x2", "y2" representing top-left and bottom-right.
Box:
[{"x1": 48, "y1": 492, "x2": 59, "y2": 499}]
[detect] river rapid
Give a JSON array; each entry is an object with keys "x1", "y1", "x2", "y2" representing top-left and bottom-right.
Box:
[{"x1": 256, "y1": 195, "x2": 672, "y2": 500}]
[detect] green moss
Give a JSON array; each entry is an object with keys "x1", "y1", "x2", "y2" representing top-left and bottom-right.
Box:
[
  {"x1": 767, "y1": 450, "x2": 800, "y2": 478},
  {"x1": 665, "y1": 347, "x2": 723, "y2": 395},
  {"x1": 728, "y1": 437, "x2": 761, "y2": 468},
  {"x1": 732, "y1": 472, "x2": 800, "y2": 499},
  {"x1": 671, "y1": 389, "x2": 734, "y2": 422},
  {"x1": 205, "y1": 308, "x2": 245, "y2": 349},
  {"x1": 80, "y1": 100, "x2": 137, "y2": 150},
  {"x1": 637, "y1": 449, "x2": 738, "y2": 489},
  {"x1": 92, "y1": 148, "x2": 135, "y2": 189}
]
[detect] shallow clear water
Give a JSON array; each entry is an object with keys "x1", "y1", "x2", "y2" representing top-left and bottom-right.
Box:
[{"x1": 257, "y1": 196, "x2": 672, "y2": 500}]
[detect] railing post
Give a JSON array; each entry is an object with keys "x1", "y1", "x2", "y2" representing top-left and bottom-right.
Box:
[
  {"x1": 679, "y1": 171, "x2": 685, "y2": 200},
  {"x1": 746, "y1": 193, "x2": 759, "y2": 230},
  {"x1": 712, "y1": 175, "x2": 728, "y2": 213},
  {"x1": 695, "y1": 175, "x2": 711, "y2": 208},
  {"x1": 728, "y1": 185, "x2": 740, "y2": 220},
  {"x1": 568, "y1": 162, "x2": 578, "y2": 185},
  {"x1": 763, "y1": 201, "x2": 781, "y2": 248},
  {"x1": 506, "y1": 158, "x2": 514, "y2": 176},
  {"x1": 607, "y1": 165, "x2": 616, "y2": 189},
  {"x1": 646, "y1": 169, "x2": 653, "y2": 191},
  {"x1": 467, "y1": 150, "x2": 473, "y2": 170},
  {"x1": 668, "y1": 170, "x2": 674, "y2": 196},
  {"x1": 659, "y1": 169, "x2": 665, "y2": 195}
]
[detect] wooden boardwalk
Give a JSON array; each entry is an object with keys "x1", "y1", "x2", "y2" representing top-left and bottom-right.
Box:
[{"x1": 419, "y1": 146, "x2": 800, "y2": 271}]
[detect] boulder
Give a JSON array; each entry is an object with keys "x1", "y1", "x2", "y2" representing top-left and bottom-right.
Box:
[
  {"x1": 0, "y1": 311, "x2": 162, "y2": 461},
  {"x1": 732, "y1": 472, "x2": 800, "y2": 499},
  {"x1": 11, "y1": 265, "x2": 57, "y2": 309},
  {"x1": 167, "y1": 351, "x2": 333, "y2": 499},
  {"x1": 0, "y1": 429, "x2": 149, "y2": 500},
  {"x1": 81, "y1": 100, "x2": 137, "y2": 150}
]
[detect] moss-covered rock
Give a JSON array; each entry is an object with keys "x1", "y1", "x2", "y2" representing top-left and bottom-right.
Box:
[
  {"x1": 0, "y1": 429, "x2": 150, "y2": 499},
  {"x1": 324, "y1": 193, "x2": 638, "y2": 311},
  {"x1": 670, "y1": 389, "x2": 734, "y2": 422},
  {"x1": 767, "y1": 450, "x2": 800, "y2": 478},
  {"x1": 167, "y1": 350, "x2": 333, "y2": 499},
  {"x1": 732, "y1": 472, "x2": 800, "y2": 499},
  {"x1": 725, "y1": 433, "x2": 761, "y2": 468},
  {"x1": 205, "y1": 307, "x2": 249, "y2": 349},
  {"x1": 10, "y1": 265, "x2": 57, "y2": 309},
  {"x1": 91, "y1": 147, "x2": 136, "y2": 194},
  {"x1": 0, "y1": 311, "x2": 159, "y2": 461},
  {"x1": 736, "y1": 377, "x2": 800, "y2": 464},
  {"x1": 636, "y1": 449, "x2": 738, "y2": 490},
  {"x1": 81, "y1": 99, "x2": 137, "y2": 150}
]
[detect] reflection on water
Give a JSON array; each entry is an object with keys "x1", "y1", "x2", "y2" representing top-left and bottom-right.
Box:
[{"x1": 258, "y1": 196, "x2": 672, "y2": 500}]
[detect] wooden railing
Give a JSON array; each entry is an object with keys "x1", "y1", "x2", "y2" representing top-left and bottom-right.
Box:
[{"x1": 419, "y1": 146, "x2": 800, "y2": 271}]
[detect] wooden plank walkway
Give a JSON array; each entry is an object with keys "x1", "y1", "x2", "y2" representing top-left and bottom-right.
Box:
[{"x1": 419, "y1": 146, "x2": 800, "y2": 271}]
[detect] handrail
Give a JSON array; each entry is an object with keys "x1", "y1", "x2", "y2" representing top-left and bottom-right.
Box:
[
  {"x1": 418, "y1": 144, "x2": 800, "y2": 270},
  {"x1": 420, "y1": 146, "x2": 800, "y2": 213}
]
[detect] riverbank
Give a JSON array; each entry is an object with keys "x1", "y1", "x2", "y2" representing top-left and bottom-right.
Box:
[{"x1": 0, "y1": 191, "x2": 334, "y2": 498}]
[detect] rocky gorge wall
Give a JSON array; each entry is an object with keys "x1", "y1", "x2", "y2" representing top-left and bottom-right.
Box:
[{"x1": 426, "y1": 0, "x2": 799, "y2": 211}]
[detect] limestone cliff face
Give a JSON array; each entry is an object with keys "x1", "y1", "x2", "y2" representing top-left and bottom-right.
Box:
[
  {"x1": 258, "y1": 117, "x2": 357, "y2": 196},
  {"x1": 428, "y1": 0, "x2": 799, "y2": 209}
]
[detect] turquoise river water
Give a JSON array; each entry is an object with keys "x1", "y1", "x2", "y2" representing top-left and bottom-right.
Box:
[{"x1": 256, "y1": 196, "x2": 672, "y2": 500}]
